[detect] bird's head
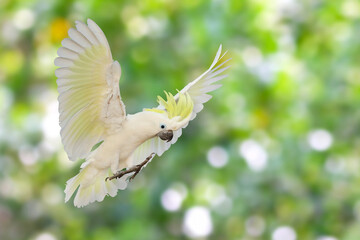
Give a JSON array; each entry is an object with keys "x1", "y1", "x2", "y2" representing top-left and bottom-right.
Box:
[{"x1": 144, "y1": 91, "x2": 193, "y2": 142}]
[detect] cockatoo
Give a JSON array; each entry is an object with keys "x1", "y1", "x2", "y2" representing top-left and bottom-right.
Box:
[{"x1": 55, "y1": 19, "x2": 230, "y2": 207}]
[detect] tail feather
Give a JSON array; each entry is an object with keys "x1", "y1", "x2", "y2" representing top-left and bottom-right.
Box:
[
  {"x1": 64, "y1": 162, "x2": 129, "y2": 208},
  {"x1": 64, "y1": 169, "x2": 87, "y2": 202}
]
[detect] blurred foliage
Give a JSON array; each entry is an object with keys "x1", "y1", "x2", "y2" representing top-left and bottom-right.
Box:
[{"x1": 1, "y1": 0, "x2": 360, "y2": 240}]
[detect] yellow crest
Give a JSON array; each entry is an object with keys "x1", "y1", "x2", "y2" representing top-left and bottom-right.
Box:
[{"x1": 145, "y1": 91, "x2": 193, "y2": 120}]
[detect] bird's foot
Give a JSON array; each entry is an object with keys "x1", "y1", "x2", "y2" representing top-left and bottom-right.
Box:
[
  {"x1": 105, "y1": 169, "x2": 127, "y2": 181},
  {"x1": 129, "y1": 152, "x2": 155, "y2": 181},
  {"x1": 105, "y1": 153, "x2": 155, "y2": 182}
]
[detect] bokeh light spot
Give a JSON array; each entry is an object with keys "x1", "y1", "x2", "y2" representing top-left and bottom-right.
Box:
[
  {"x1": 0, "y1": 50, "x2": 24, "y2": 75},
  {"x1": 161, "y1": 189, "x2": 183, "y2": 212},
  {"x1": 126, "y1": 16, "x2": 150, "y2": 39},
  {"x1": 183, "y1": 206, "x2": 213, "y2": 238},
  {"x1": 239, "y1": 139, "x2": 268, "y2": 172},
  {"x1": 342, "y1": 0, "x2": 360, "y2": 18},
  {"x1": 242, "y1": 46, "x2": 263, "y2": 68},
  {"x1": 272, "y1": 226, "x2": 296, "y2": 240},
  {"x1": 307, "y1": 129, "x2": 333, "y2": 151},
  {"x1": 161, "y1": 183, "x2": 187, "y2": 212},
  {"x1": 50, "y1": 18, "x2": 70, "y2": 43},
  {"x1": 1, "y1": 20, "x2": 19, "y2": 43},
  {"x1": 35, "y1": 232, "x2": 57, "y2": 240},
  {"x1": 207, "y1": 146, "x2": 229, "y2": 168},
  {"x1": 18, "y1": 146, "x2": 39, "y2": 166},
  {"x1": 13, "y1": 9, "x2": 35, "y2": 30},
  {"x1": 245, "y1": 215, "x2": 266, "y2": 237},
  {"x1": 317, "y1": 236, "x2": 338, "y2": 240}
]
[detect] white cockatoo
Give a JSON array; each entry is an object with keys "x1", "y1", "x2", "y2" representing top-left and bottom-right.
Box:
[{"x1": 55, "y1": 19, "x2": 230, "y2": 207}]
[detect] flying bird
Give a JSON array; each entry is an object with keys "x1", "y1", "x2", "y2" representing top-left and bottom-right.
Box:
[{"x1": 54, "y1": 19, "x2": 230, "y2": 207}]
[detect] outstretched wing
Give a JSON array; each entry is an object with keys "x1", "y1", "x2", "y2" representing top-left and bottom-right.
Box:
[
  {"x1": 55, "y1": 19, "x2": 126, "y2": 161},
  {"x1": 130, "y1": 45, "x2": 230, "y2": 166}
]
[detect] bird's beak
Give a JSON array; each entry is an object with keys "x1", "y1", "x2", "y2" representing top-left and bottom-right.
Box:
[{"x1": 157, "y1": 130, "x2": 173, "y2": 142}]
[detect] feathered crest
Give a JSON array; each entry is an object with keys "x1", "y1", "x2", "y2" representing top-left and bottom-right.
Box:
[{"x1": 145, "y1": 91, "x2": 193, "y2": 120}]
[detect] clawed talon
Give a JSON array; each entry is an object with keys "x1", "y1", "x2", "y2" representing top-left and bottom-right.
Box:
[
  {"x1": 105, "y1": 170, "x2": 126, "y2": 181},
  {"x1": 105, "y1": 153, "x2": 155, "y2": 182},
  {"x1": 129, "y1": 164, "x2": 143, "y2": 181}
]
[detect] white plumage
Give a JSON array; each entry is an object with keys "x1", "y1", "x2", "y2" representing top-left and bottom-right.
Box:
[{"x1": 55, "y1": 19, "x2": 230, "y2": 207}]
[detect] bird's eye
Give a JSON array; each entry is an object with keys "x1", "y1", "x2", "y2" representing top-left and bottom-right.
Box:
[{"x1": 160, "y1": 124, "x2": 166, "y2": 129}]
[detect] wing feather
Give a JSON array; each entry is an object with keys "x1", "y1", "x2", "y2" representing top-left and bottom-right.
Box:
[
  {"x1": 75, "y1": 21, "x2": 100, "y2": 45},
  {"x1": 55, "y1": 19, "x2": 125, "y2": 161},
  {"x1": 61, "y1": 38, "x2": 84, "y2": 53},
  {"x1": 54, "y1": 57, "x2": 74, "y2": 67},
  {"x1": 57, "y1": 47, "x2": 78, "y2": 60},
  {"x1": 68, "y1": 28, "x2": 92, "y2": 48},
  {"x1": 130, "y1": 45, "x2": 230, "y2": 165},
  {"x1": 87, "y1": 19, "x2": 112, "y2": 58}
]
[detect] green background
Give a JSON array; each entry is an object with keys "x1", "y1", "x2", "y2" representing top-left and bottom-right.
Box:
[{"x1": 1, "y1": 0, "x2": 360, "y2": 239}]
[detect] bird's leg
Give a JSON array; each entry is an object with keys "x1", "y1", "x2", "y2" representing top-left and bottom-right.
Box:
[{"x1": 105, "y1": 153, "x2": 155, "y2": 182}]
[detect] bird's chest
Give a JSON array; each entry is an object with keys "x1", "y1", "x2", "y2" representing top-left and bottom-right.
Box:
[{"x1": 92, "y1": 131, "x2": 144, "y2": 169}]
